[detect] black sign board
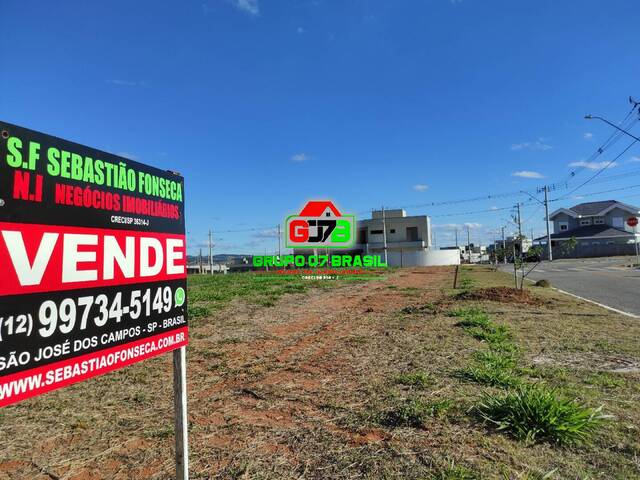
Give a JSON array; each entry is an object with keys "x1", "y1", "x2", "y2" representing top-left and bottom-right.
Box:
[{"x1": 0, "y1": 121, "x2": 188, "y2": 407}]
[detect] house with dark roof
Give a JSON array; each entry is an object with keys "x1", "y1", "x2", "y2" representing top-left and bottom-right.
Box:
[{"x1": 544, "y1": 200, "x2": 640, "y2": 258}]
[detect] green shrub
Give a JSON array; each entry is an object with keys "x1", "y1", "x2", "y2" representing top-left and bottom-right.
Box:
[{"x1": 475, "y1": 383, "x2": 608, "y2": 445}]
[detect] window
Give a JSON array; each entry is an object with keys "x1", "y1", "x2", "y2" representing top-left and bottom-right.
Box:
[
  {"x1": 406, "y1": 227, "x2": 419, "y2": 241},
  {"x1": 592, "y1": 241, "x2": 600, "y2": 246},
  {"x1": 370, "y1": 229, "x2": 383, "y2": 235},
  {"x1": 594, "y1": 217, "x2": 605, "y2": 225},
  {"x1": 559, "y1": 222, "x2": 568, "y2": 231},
  {"x1": 390, "y1": 229, "x2": 396, "y2": 234},
  {"x1": 580, "y1": 219, "x2": 591, "y2": 226}
]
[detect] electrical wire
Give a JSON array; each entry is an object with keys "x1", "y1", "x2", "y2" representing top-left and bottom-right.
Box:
[{"x1": 557, "y1": 139, "x2": 639, "y2": 200}]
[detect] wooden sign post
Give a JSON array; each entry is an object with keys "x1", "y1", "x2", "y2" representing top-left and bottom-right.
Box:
[{"x1": 173, "y1": 346, "x2": 189, "y2": 480}]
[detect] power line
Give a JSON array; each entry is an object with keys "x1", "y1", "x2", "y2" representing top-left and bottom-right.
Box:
[
  {"x1": 559, "y1": 108, "x2": 639, "y2": 184},
  {"x1": 557, "y1": 139, "x2": 639, "y2": 200}
]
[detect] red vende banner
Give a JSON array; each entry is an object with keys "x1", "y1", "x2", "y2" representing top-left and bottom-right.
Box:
[
  {"x1": 0, "y1": 326, "x2": 188, "y2": 408},
  {"x1": 0, "y1": 221, "x2": 186, "y2": 296}
]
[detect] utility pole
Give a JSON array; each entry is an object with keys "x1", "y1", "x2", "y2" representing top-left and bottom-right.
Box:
[
  {"x1": 381, "y1": 205, "x2": 388, "y2": 265},
  {"x1": 199, "y1": 248, "x2": 203, "y2": 274},
  {"x1": 544, "y1": 185, "x2": 553, "y2": 262},
  {"x1": 501, "y1": 227, "x2": 506, "y2": 264},
  {"x1": 277, "y1": 223, "x2": 281, "y2": 258},
  {"x1": 517, "y1": 203, "x2": 524, "y2": 288},
  {"x1": 208, "y1": 229, "x2": 213, "y2": 275},
  {"x1": 455, "y1": 228, "x2": 458, "y2": 247},
  {"x1": 467, "y1": 225, "x2": 471, "y2": 264}
]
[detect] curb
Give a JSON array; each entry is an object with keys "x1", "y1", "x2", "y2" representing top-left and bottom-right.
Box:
[{"x1": 550, "y1": 287, "x2": 639, "y2": 319}]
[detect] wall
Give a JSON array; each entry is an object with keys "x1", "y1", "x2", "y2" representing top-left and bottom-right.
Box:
[
  {"x1": 605, "y1": 207, "x2": 634, "y2": 231},
  {"x1": 552, "y1": 241, "x2": 637, "y2": 259},
  {"x1": 363, "y1": 215, "x2": 430, "y2": 247},
  {"x1": 552, "y1": 212, "x2": 575, "y2": 233},
  {"x1": 386, "y1": 248, "x2": 460, "y2": 267}
]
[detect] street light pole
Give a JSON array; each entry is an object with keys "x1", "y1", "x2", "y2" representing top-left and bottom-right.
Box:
[{"x1": 584, "y1": 114, "x2": 640, "y2": 143}]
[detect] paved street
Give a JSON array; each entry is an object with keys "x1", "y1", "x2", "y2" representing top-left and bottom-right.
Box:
[{"x1": 500, "y1": 256, "x2": 640, "y2": 316}]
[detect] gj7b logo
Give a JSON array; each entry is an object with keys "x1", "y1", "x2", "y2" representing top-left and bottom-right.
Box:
[{"x1": 286, "y1": 201, "x2": 355, "y2": 248}]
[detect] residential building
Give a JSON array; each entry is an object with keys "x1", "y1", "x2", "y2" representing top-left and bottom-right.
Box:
[
  {"x1": 543, "y1": 200, "x2": 640, "y2": 258},
  {"x1": 295, "y1": 209, "x2": 459, "y2": 266},
  {"x1": 491, "y1": 236, "x2": 532, "y2": 256}
]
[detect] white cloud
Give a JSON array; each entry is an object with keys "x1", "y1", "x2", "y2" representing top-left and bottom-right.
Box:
[
  {"x1": 510, "y1": 138, "x2": 552, "y2": 151},
  {"x1": 569, "y1": 160, "x2": 618, "y2": 170},
  {"x1": 433, "y1": 223, "x2": 482, "y2": 229},
  {"x1": 583, "y1": 132, "x2": 593, "y2": 140},
  {"x1": 629, "y1": 156, "x2": 640, "y2": 163},
  {"x1": 511, "y1": 170, "x2": 544, "y2": 179},
  {"x1": 228, "y1": 0, "x2": 259, "y2": 15},
  {"x1": 297, "y1": 26, "x2": 305, "y2": 34},
  {"x1": 290, "y1": 153, "x2": 309, "y2": 163},
  {"x1": 412, "y1": 184, "x2": 429, "y2": 192}
]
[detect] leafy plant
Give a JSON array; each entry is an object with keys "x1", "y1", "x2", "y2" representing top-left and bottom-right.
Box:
[{"x1": 475, "y1": 383, "x2": 609, "y2": 445}]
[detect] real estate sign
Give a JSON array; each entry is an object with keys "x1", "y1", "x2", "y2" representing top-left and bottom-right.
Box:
[{"x1": 0, "y1": 121, "x2": 188, "y2": 407}]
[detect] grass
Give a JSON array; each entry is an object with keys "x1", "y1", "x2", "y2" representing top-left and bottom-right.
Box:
[
  {"x1": 187, "y1": 271, "x2": 378, "y2": 318},
  {"x1": 395, "y1": 371, "x2": 432, "y2": 388},
  {"x1": 475, "y1": 383, "x2": 609, "y2": 445},
  {"x1": 2, "y1": 264, "x2": 639, "y2": 479},
  {"x1": 431, "y1": 460, "x2": 479, "y2": 479},
  {"x1": 452, "y1": 300, "x2": 608, "y2": 447},
  {"x1": 457, "y1": 350, "x2": 521, "y2": 388},
  {"x1": 450, "y1": 307, "x2": 514, "y2": 348},
  {"x1": 380, "y1": 398, "x2": 453, "y2": 428}
]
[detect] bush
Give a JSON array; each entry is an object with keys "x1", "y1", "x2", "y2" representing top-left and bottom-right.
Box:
[
  {"x1": 535, "y1": 279, "x2": 551, "y2": 288},
  {"x1": 475, "y1": 383, "x2": 608, "y2": 445}
]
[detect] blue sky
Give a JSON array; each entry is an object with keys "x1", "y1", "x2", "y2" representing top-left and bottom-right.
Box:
[{"x1": 2, "y1": 0, "x2": 640, "y2": 254}]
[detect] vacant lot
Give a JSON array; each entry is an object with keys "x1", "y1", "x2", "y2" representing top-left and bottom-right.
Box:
[{"x1": 1, "y1": 267, "x2": 639, "y2": 479}]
